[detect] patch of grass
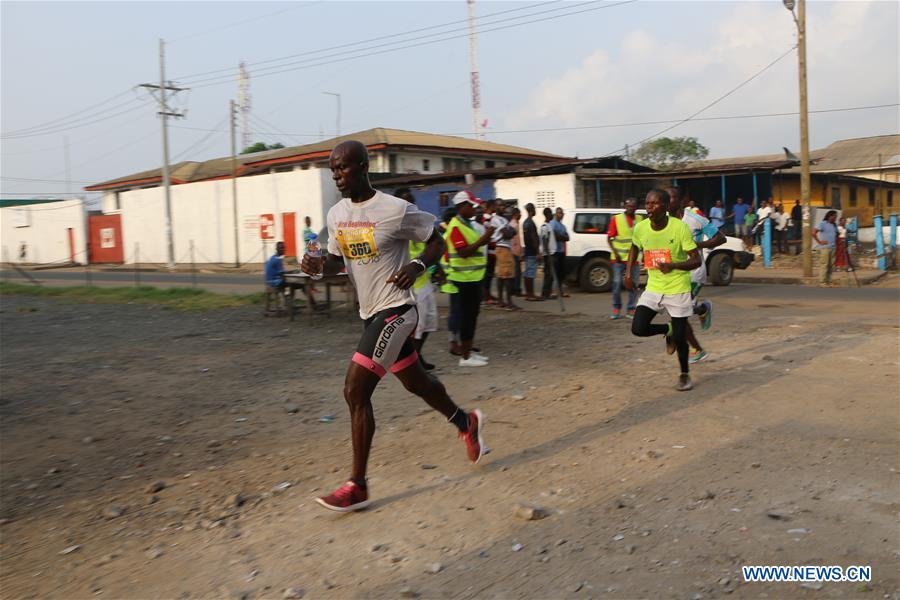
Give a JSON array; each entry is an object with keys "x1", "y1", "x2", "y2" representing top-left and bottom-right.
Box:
[{"x1": 0, "y1": 282, "x2": 263, "y2": 311}]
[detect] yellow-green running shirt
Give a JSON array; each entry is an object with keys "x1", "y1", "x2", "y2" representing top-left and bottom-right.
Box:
[{"x1": 631, "y1": 217, "x2": 697, "y2": 295}]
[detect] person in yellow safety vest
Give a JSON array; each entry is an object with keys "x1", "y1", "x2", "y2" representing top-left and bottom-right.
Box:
[
  {"x1": 445, "y1": 190, "x2": 494, "y2": 367},
  {"x1": 607, "y1": 198, "x2": 644, "y2": 319},
  {"x1": 395, "y1": 187, "x2": 444, "y2": 371}
]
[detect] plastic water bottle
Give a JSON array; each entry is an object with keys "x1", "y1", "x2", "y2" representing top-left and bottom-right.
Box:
[{"x1": 306, "y1": 233, "x2": 323, "y2": 280}]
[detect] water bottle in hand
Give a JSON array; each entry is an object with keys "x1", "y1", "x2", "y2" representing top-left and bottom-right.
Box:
[{"x1": 306, "y1": 233, "x2": 323, "y2": 280}]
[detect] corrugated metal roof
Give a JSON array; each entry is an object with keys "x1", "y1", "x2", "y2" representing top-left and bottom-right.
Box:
[
  {"x1": 781, "y1": 134, "x2": 900, "y2": 173},
  {"x1": 243, "y1": 127, "x2": 561, "y2": 168},
  {"x1": 686, "y1": 134, "x2": 900, "y2": 174},
  {"x1": 372, "y1": 157, "x2": 652, "y2": 187},
  {"x1": 85, "y1": 128, "x2": 561, "y2": 191}
]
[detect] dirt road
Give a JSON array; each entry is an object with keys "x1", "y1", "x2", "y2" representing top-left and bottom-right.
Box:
[{"x1": 1, "y1": 286, "x2": 897, "y2": 599}]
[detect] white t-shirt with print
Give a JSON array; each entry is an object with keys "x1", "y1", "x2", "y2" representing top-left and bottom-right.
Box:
[
  {"x1": 539, "y1": 221, "x2": 557, "y2": 256},
  {"x1": 487, "y1": 213, "x2": 511, "y2": 249},
  {"x1": 326, "y1": 191, "x2": 436, "y2": 320}
]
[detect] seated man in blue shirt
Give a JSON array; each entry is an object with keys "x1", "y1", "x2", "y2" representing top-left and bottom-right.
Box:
[{"x1": 264, "y1": 241, "x2": 287, "y2": 313}]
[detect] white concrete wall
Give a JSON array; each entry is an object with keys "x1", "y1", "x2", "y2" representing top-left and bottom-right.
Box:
[
  {"x1": 0, "y1": 199, "x2": 87, "y2": 265},
  {"x1": 494, "y1": 173, "x2": 576, "y2": 211},
  {"x1": 115, "y1": 168, "x2": 336, "y2": 264}
]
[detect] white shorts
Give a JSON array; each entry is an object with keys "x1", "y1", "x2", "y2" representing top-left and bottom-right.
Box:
[
  {"x1": 691, "y1": 262, "x2": 707, "y2": 285},
  {"x1": 637, "y1": 291, "x2": 693, "y2": 318},
  {"x1": 413, "y1": 283, "x2": 438, "y2": 339}
]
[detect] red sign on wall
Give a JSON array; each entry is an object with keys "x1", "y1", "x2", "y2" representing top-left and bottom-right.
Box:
[{"x1": 259, "y1": 214, "x2": 275, "y2": 240}]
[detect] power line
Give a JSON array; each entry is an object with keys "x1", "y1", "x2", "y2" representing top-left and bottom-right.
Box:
[
  {"x1": 169, "y1": 1, "x2": 325, "y2": 43},
  {"x1": 0, "y1": 102, "x2": 148, "y2": 140},
  {"x1": 171, "y1": 116, "x2": 228, "y2": 161},
  {"x1": 1, "y1": 176, "x2": 94, "y2": 184},
  {"x1": 604, "y1": 45, "x2": 798, "y2": 155},
  {"x1": 1, "y1": 112, "x2": 153, "y2": 157},
  {"x1": 0, "y1": 89, "x2": 138, "y2": 137},
  {"x1": 174, "y1": 0, "x2": 565, "y2": 82},
  {"x1": 171, "y1": 103, "x2": 899, "y2": 139},
  {"x1": 185, "y1": 1, "x2": 637, "y2": 89}
]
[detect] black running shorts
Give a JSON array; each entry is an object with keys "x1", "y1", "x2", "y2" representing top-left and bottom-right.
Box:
[{"x1": 352, "y1": 304, "x2": 419, "y2": 378}]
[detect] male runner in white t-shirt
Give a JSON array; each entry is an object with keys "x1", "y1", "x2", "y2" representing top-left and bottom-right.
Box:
[{"x1": 301, "y1": 141, "x2": 486, "y2": 512}]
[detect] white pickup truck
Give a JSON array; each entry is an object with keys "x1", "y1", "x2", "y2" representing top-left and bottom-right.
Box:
[{"x1": 560, "y1": 208, "x2": 754, "y2": 293}]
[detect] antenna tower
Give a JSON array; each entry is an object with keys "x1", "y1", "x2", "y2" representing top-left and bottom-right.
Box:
[
  {"x1": 467, "y1": 0, "x2": 483, "y2": 139},
  {"x1": 238, "y1": 62, "x2": 252, "y2": 150}
]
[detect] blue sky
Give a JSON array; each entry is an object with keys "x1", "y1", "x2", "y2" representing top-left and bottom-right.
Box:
[{"x1": 2, "y1": 1, "x2": 898, "y2": 200}]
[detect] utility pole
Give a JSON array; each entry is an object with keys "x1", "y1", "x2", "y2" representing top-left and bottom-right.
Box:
[
  {"x1": 322, "y1": 92, "x2": 341, "y2": 138},
  {"x1": 140, "y1": 38, "x2": 187, "y2": 269},
  {"x1": 238, "y1": 62, "x2": 252, "y2": 151},
  {"x1": 784, "y1": 0, "x2": 812, "y2": 276},
  {"x1": 467, "y1": 0, "x2": 483, "y2": 139},
  {"x1": 230, "y1": 100, "x2": 241, "y2": 268}
]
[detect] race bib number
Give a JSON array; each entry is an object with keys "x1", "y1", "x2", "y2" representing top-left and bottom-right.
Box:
[
  {"x1": 336, "y1": 226, "x2": 379, "y2": 260},
  {"x1": 643, "y1": 248, "x2": 672, "y2": 269}
]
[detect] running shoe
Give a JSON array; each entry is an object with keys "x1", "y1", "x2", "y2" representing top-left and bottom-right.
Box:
[
  {"x1": 688, "y1": 349, "x2": 709, "y2": 364},
  {"x1": 626, "y1": 309, "x2": 636, "y2": 319},
  {"x1": 471, "y1": 352, "x2": 489, "y2": 362},
  {"x1": 459, "y1": 409, "x2": 485, "y2": 464},
  {"x1": 610, "y1": 309, "x2": 622, "y2": 320},
  {"x1": 315, "y1": 481, "x2": 370, "y2": 512},
  {"x1": 699, "y1": 301, "x2": 713, "y2": 331},
  {"x1": 459, "y1": 355, "x2": 488, "y2": 367},
  {"x1": 676, "y1": 374, "x2": 693, "y2": 392}
]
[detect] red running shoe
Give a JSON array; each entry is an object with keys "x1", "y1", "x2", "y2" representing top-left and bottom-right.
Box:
[
  {"x1": 459, "y1": 409, "x2": 486, "y2": 464},
  {"x1": 315, "y1": 480, "x2": 371, "y2": 512}
]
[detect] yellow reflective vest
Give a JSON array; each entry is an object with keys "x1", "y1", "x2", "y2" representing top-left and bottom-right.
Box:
[
  {"x1": 444, "y1": 216, "x2": 486, "y2": 283},
  {"x1": 611, "y1": 212, "x2": 643, "y2": 259},
  {"x1": 408, "y1": 240, "x2": 432, "y2": 290}
]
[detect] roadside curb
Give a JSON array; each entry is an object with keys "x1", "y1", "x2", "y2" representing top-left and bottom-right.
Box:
[{"x1": 734, "y1": 271, "x2": 888, "y2": 286}]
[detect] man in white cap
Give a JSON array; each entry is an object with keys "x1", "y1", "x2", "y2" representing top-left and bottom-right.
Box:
[{"x1": 444, "y1": 190, "x2": 494, "y2": 366}]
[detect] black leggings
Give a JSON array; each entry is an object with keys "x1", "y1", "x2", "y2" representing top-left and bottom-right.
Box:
[
  {"x1": 631, "y1": 306, "x2": 690, "y2": 374},
  {"x1": 455, "y1": 280, "x2": 482, "y2": 343}
]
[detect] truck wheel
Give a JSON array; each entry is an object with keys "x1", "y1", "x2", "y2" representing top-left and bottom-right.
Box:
[
  {"x1": 579, "y1": 257, "x2": 613, "y2": 292},
  {"x1": 708, "y1": 253, "x2": 734, "y2": 286}
]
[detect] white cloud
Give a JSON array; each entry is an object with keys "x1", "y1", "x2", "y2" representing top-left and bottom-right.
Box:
[{"x1": 504, "y1": 1, "x2": 899, "y2": 158}]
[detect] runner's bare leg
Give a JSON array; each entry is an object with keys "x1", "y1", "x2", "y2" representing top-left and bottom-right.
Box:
[
  {"x1": 343, "y1": 362, "x2": 381, "y2": 482},
  {"x1": 394, "y1": 360, "x2": 458, "y2": 418}
]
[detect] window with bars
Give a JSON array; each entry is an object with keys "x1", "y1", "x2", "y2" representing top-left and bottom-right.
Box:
[{"x1": 535, "y1": 191, "x2": 556, "y2": 210}]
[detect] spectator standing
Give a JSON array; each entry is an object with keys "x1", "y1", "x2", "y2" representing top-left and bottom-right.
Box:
[
  {"x1": 754, "y1": 199, "x2": 772, "y2": 246},
  {"x1": 552, "y1": 207, "x2": 570, "y2": 297},
  {"x1": 540, "y1": 207, "x2": 559, "y2": 299},
  {"x1": 727, "y1": 197, "x2": 750, "y2": 238},
  {"x1": 303, "y1": 216, "x2": 316, "y2": 245},
  {"x1": 521, "y1": 203, "x2": 542, "y2": 301},
  {"x1": 445, "y1": 191, "x2": 494, "y2": 365},
  {"x1": 508, "y1": 207, "x2": 524, "y2": 297},
  {"x1": 791, "y1": 199, "x2": 802, "y2": 243},
  {"x1": 774, "y1": 205, "x2": 789, "y2": 254},
  {"x1": 480, "y1": 199, "x2": 502, "y2": 305},
  {"x1": 492, "y1": 204, "x2": 518, "y2": 310},
  {"x1": 607, "y1": 198, "x2": 643, "y2": 319},
  {"x1": 835, "y1": 216, "x2": 849, "y2": 271},
  {"x1": 709, "y1": 199, "x2": 725, "y2": 229},
  {"x1": 813, "y1": 210, "x2": 838, "y2": 287}
]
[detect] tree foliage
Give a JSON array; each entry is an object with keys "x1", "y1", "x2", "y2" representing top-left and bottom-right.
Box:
[
  {"x1": 241, "y1": 142, "x2": 285, "y2": 155},
  {"x1": 630, "y1": 136, "x2": 710, "y2": 171}
]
